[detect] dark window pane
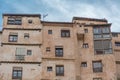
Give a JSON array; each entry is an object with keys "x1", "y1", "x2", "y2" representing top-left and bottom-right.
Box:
[
  {"x1": 55, "y1": 47, "x2": 63, "y2": 57},
  {"x1": 84, "y1": 29, "x2": 88, "y2": 33},
  {"x1": 61, "y1": 30, "x2": 70, "y2": 37},
  {"x1": 47, "y1": 67, "x2": 52, "y2": 71},
  {"x1": 48, "y1": 30, "x2": 52, "y2": 34},
  {"x1": 81, "y1": 62, "x2": 87, "y2": 67},
  {"x1": 102, "y1": 27, "x2": 109, "y2": 33},
  {"x1": 83, "y1": 43, "x2": 89, "y2": 48},
  {"x1": 27, "y1": 50, "x2": 32, "y2": 55},
  {"x1": 24, "y1": 33, "x2": 29, "y2": 39},
  {"x1": 115, "y1": 42, "x2": 120, "y2": 47},
  {"x1": 12, "y1": 67, "x2": 22, "y2": 79},
  {"x1": 94, "y1": 28, "x2": 101, "y2": 34},
  {"x1": 9, "y1": 35, "x2": 18, "y2": 42},
  {"x1": 93, "y1": 61, "x2": 102, "y2": 72},
  {"x1": 7, "y1": 17, "x2": 22, "y2": 25},
  {"x1": 56, "y1": 65, "x2": 64, "y2": 76},
  {"x1": 28, "y1": 19, "x2": 32, "y2": 23}
]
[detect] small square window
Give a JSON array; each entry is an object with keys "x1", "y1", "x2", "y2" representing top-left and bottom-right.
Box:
[
  {"x1": 83, "y1": 43, "x2": 89, "y2": 48},
  {"x1": 28, "y1": 19, "x2": 32, "y2": 24},
  {"x1": 27, "y1": 50, "x2": 32, "y2": 55},
  {"x1": 48, "y1": 30, "x2": 52, "y2": 34},
  {"x1": 24, "y1": 33, "x2": 29, "y2": 39},
  {"x1": 46, "y1": 47, "x2": 50, "y2": 52},
  {"x1": 81, "y1": 62, "x2": 87, "y2": 67},
  {"x1": 84, "y1": 29, "x2": 88, "y2": 33},
  {"x1": 47, "y1": 66, "x2": 52, "y2": 71}
]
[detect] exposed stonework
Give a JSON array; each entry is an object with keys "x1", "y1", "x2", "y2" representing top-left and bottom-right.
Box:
[{"x1": 0, "y1": 14, "x2": 118, "y2": 80}]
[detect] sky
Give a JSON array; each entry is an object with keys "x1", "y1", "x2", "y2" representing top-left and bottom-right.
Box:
[{"x1": 0, "y1": 0, "x2": 120, "y2": 32}]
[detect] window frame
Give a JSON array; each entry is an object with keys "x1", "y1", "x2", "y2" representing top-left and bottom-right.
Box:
[
  {"x1": 94, "y1": 40, "x2": 112, "y2": 55},
  {"x1": 27, "y1": 50, "x2": 32, "y2": 55},
  {"x1": 56, "y1": 65, "x2": 64, "y2": 76},
  {"x1": 81, "y1": 62, "x2": 87, "y2": 67},
  {"x1": 61, "y1": 30, "x2": 70, "y2": 37},
  {"x1": 93, "y1": 27, "x2": 111, "y2": 39},
  {"x1": 55, "y1": 46, "x2": 63, "y2": 57},
  {"x1": 84, "y1": 29, "x2": 88, "y2": 33},
  {"x1": 48, "y1": 30, "x2": 52, "y2": 34},
  {"x1": 46, "y1": 47, "x2": 51, "y2": 52},
  {"x1": 83, "y1": 43, "x2": 89, "y2": 48},
  {"x1": 7, "y1": 17, "x2": 22, "y2": 25},
  {"x1": 24, "y1": 33, "x2": 29, "y2": 39},
  {"x1": 47, "y1": 66, "x2": 52, "y2": 71},
  {"x1": 9, "y1": 34, "x2": 18, "y2": 42},
  {"x1": 12, "y1": 67, "x2": 22, "y2": 79},
  {"x1": 92, "y1": 61, "x2": 103, "y2": 73}
]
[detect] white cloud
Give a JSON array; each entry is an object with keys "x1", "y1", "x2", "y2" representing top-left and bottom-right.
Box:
[
  {"x1": 1, "y1": 0, "x2": 120, "y2": 32},
  {"x1": 40, "y1": 0, "x2": 120, "y2": 32}
]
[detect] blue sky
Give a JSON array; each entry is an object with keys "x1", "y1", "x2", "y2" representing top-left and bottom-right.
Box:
[{"x1": 0, "y1": 0, "x2": 120, "y2": 32}]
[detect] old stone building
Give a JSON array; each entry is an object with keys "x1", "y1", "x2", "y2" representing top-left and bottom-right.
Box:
[{"x1": 0, "y1": 14, "x2": 118, "y2": 80}]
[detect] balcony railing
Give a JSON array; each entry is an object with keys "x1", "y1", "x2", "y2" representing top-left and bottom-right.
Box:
[
  {"x1": 15, "y1": 55, "x2": 25, "y2": 60},
  {"x1": 93, "y1": 67, "x2": 102, "y2": 72}
]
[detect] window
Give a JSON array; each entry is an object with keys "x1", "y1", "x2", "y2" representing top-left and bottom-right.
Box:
[
  {"x1": 61, "y1": 30, "x2": 70, "y2": 37},
  {"x1": 12, "y1": 67, "x2": 22, "y2": 79},
  {"x1": 115, "y1": 42, "x2": 120, "y2": 47},
  {"x1": 93, "y1": 61, "x2": 102, "y2": 73},
  {"x1": 55, "y1": 46, "x2": 63, "y2": 57},
  {"x1": 93, "y1": 27, "x2": 101, "y2": 34},
  {"x1": 56, "y1": 65, "x2": 64, "y2": 76},
  {"x1": 9, "y1": 33, "x2": 18, "y2": 42},
  {"x1": 94, "y1": 40, "x2": 112, "y2": 54},
  {"x1": 81, "y1": 62, "x2": 87, "y2": 67},
  {"x1": 48, "y1": 30, "x2": 52, "y2": 34},
  {"x1": 83, "y1": 43, "x2": 89, "y2": 48},
  {"x1": 28, "y1": 19, "x2": 32, "y2": 24},
  {"x1": 24, "y1": 33, "x2": 29, "y2": 39},
  {"x1": 46, "y1": 47, "x2": 50, "y2": 52},
  {"x1": 7, "y1": 17, "x2": 22, "y2": 25},
  {"x1": 112, "y1": 33, "x2": 118, "y2": 37},
  {"x1": 47, "y1": 66, "x2": 52, "y2": 71},
  {"x1": 84, "y1": 29, "x2": 88, "y2": 33},
  {"x1": 93, "y1": 78, "x2": 102, "y2": 80},
  {"x1": 27, "y1": 50, "x2": 32, "y2": 55},
  {"x1": 93, "y1": 27, "x2": 111, "y2": 39},
  {"x1": 15, "y1": 48, "x2": 26, "y2": 60},
  {"x1": 102, "y1": 27, "x2": 110, "y2": 33}
]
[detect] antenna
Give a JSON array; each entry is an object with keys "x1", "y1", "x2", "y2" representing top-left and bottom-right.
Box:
[{"x1": 43, "y1": 14, "x2": 48, "y2": 21}]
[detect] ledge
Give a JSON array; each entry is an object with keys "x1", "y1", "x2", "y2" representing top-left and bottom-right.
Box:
[
  {"x1": 1, "y1": 43, "x2": 41, "y2": 46},
  {"x1": 0, "y1": 61, "x2": 41, "y2": 64},
  {"x1": 42, "y1": 57, "x2": 75, "y2": 61},
  {"x1": 3, "y1": 28, "x2": 41, "y2": 31}
]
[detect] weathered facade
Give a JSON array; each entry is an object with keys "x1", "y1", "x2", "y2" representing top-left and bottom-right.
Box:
[{"x1": 0, "y1": 14, "x2": 118, "y2": 80}]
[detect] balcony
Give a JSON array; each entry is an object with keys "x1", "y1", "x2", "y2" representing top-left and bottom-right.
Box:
[
  {"x1": 15, "y1": 55, "x2": 25, "y2": 61},
  {"x1": 77, "y1": 27, "x2": 84, "y2": 40}
]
